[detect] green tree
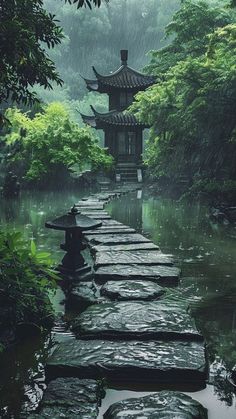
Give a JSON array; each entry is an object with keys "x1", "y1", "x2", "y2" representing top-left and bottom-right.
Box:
[
  {"x1": 131, "y1": 1, "x2": 236, "y2": 197},
  {"x1": 3, "y1": 102, "x2": 113, "y2": 184},
  {"x1": 145, "y1": 0, "x2": 232, "y2": 76},
  {"x1": 0, "y1": 0, "x2": 106, "y2": 116}
]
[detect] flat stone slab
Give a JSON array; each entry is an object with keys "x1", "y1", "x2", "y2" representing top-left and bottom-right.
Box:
[
  {"x1": 104, "y1": 391, "x2": 207, "y2": 419},
  {"x1": 28, "y1": 378, "x2": 101, "y2": 418},
  {"x1": 100, "y1": 280, "x2": 165, "y2": 301},
  {"x1": 76, "y1": 204, "x2": 105, "y2": 210},
  {"x1": 85, "y1": 233, "x2": 151, "y2": 246},
  {"x1": 76, "y1": 201, "x2": 105, "y2": 209},
  {"x1": 99, "y1": 219, "x2": 124, "y2": 226},
  {"x1": 95, "y1": 251, "x2": 173, "y2": 267},
  {"x1": 67, "y1": 282, "x2": 98, "y2": 307},
  {"x1": 81, "y1": 213, "x2": 112, "y2": 220},
  {"x1": 95, "y1": 193, "x2": 116, "y2": 201},
  {"x1": 46, "y1": 339, "x2": 207, "y2": 387},
  {"x1": 81, "y1": 210, "x2": 109, "y2": 215},
  {"x1": 91, "y1": 242, "x2": 160, "y2": 253},
  {"x1": 72, "y1": 301, "x2": 203, "y2": 341},
  {"x1": 85, "y1": 227, "x2": 136, "y2": 235},
  {"x1": 94, "y1": 264, "x2": 180, "y2": 286}
]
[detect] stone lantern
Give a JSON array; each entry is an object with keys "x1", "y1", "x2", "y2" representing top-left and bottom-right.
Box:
[{"x1": 45, "y1": 205, "x2": 102, "y2": 277}]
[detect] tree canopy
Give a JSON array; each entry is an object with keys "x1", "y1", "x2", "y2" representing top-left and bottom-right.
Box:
[
  {"x1": 0, "y1": 0, "x2": 106, "y2": 115},
  {"x1": 3, "y1": 102, "x2": 113, "y2": 185},
  {"x1": 131, "y1": 0, "x2": 236, "y2": 196}
]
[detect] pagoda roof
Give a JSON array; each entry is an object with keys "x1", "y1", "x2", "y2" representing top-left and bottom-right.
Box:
[
  {"x1": 81, "y1": 106, "x2": 149, "y2": 129},
  {"x1": 83, "y1": 50, "x2": 156, "y2": 92}
]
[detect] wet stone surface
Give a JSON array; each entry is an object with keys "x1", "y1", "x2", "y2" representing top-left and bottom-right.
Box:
[
  {"x1": 91, "y1": 242, "x2": 160, "y2": 253},
  {"x1": 81, "y1": 212, "x2": 112, "y2": 220},
  {"x1": 95, "y1": 250, "x2": 173, "y2": 267},
  {"x1": 84, "y1": 233, "x2": 152, "y2": 246},
  {"x1": 94, "y1": 264, "x2": 180, "y2": 286},
  {"x1": 103, "y1": 391, "x2": 208, "y2": 419},
  {"x1": 28, "y1": 378, "x2": 102, "y2": 419},
  {"x1": 98, "y1": 219, "x2": 124, "y2": 226},
  {"x1": 76, "y1": 204, "x2": 105, "y2": 211},
  {"x1": 72, "y1": 300, "x2": 203, "y2": 341},
  {"x1": 67, "y1": 282, "x2": 98, "y2": 307},
  {"x1": 76, "y1": 201, "x2": 105, "y2": 209},
  {"x1": 46, "y1": 339, "x2": 207, "y2": 387},
  {"x1": 85, "y1": 227, "x2": 136, "y2": 235},
  {"x1": 100, "y1": 280, "x2": 165, "y2": 301}
]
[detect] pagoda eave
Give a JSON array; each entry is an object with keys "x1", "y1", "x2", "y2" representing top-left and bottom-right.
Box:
[
  {"x1": 81, "y1": 112, "x2": 149, "y2": 130},
  {"x1": 92, "y1": 65, "x2": 156, "y2": 92},
  {"x1": 83, "y1": 78, "x2": 99, "y2": 92}
]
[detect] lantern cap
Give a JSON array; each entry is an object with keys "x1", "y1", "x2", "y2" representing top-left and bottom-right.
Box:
[{"x1": 45, "y1": 205, "x2": 102, "y2": 231}]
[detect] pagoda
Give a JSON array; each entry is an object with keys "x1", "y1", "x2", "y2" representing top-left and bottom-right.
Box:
[{"x1": 81, "y1": 50, "x2": 156, "y2": 182}]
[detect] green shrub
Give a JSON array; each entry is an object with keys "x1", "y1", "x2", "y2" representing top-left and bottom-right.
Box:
[
  {"x1": 0, "y1": 230, "x2": 58, "y2": 335},
  {"x1": 183, "y1": 179, "x2": 236, "y2": 203},
  {"x1": 3, "y1": 102, "x2": 113, "y2": 184}
]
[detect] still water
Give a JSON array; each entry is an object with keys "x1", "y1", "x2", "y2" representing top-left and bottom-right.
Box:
[{"x1": 0, "y1": 188, "x2": 236, "y2": 418}]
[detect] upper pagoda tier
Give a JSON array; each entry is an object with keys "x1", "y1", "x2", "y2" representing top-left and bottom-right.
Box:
[
  {"x1": 81, "y1": 106, "x2": 149, "y2": 129},
  {"x1": 83, "y1": 50, "x2": 156, "y2": 93}
]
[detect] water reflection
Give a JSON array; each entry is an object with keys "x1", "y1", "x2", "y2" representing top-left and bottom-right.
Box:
[
  {"x1": 0, "y1": 335, "x2": 50, "y2": 417},
  {"x1": 107, "y1": 190, "x2": 236, "y2": 417}
]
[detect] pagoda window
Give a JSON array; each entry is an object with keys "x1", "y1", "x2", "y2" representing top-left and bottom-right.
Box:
[{"x1": 120, "y1": 92, "x2": 134, "y2": 108}]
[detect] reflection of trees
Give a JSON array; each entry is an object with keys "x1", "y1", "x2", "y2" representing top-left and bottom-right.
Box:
[
  {"x1": 194, "y1": 299, "x2": 236, "y2": 369},
  {"x1": 138, "y1": 194, "x2": 236, "y2": 402},
  {"x1": 192, "y1": 296, "x2": 236, "y2": 403},
  {"x1": 109, "y1": 192, "x2": 143, "y2": 232},
  {"x1": 0, "y1": 336, "x2": 50, "y2": 417}
]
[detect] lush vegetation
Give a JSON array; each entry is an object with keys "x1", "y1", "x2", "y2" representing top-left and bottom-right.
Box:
[
  {"x1": 0, "y1": 230, "x2": 58, "y2": 350},
  {"x1": 2, "y1": 102, "x2": 113, "y2": 186},
  {"x1": 131, "y1": 0, "x2": 236, "y2": 202},
  {"x1": 0, "y1": 0, "x2": 105, "y2": 116}
]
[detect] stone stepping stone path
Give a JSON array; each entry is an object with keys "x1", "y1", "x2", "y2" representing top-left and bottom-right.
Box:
[
  {"x1": 92, "y1": 242, "x2": 160, "y2": 253},
  {"x1": 76, "y1": 204, "x2": 105, "y2": 211},
  {"x1": 84, "y1": 233, "x2": 152, "y2": 245},
  {"x1": 76, "y1": 200, "x2": 105, "y2": 209},
  {"x1": 80, "y1": 211, "x2": 112, "y2": 220},
  {"x1": 28, "y1": 378, "x2": 102, "y2": 418},
  {"x1": 97, "y1": 219, "x2": 124, "y2": 226},
  {"x1": 100, "y1": 279, "x2": 165, "y2": 301},
  {"x1": 46, "y1": 339, "x2": 207, "y2": 387},
  {"x1": 103, "y1": 391, "x2": 207, "y2": 419},
  {"x1": 44, "y1": 188, "x2": 208, "y2": 417},
  {"x1": 72, "y1": 300, "x2": 203, "y2": 341},
  {"x1": 68, "y1": 280, "x2": 166, "y2": 307},
  {"x1": 95, "y1": 250, "x2": 173, "y2": 266},
  {"x1": 94, "y1": 264, "x2": 180, "y2": 286},
  {"x1": 85, "y1": 226, "x2": 136, "y2": 235},
  {"x1": 67, "y1": 281, "x2": 98, "y2": 307}
]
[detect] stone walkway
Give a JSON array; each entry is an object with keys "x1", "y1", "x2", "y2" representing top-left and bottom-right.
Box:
[{"x1": 30, "y1": 188, "x2": 208, "y2": 418}]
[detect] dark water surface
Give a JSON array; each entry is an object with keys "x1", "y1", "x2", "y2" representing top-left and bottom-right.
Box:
[{"x1": 0, "y1": 189, "x2": 236, "y2": 418}]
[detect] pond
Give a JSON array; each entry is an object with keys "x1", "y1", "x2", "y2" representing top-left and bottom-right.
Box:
[{"x1": 0, "y1": 188, "x2": 236, "y2": 418}]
